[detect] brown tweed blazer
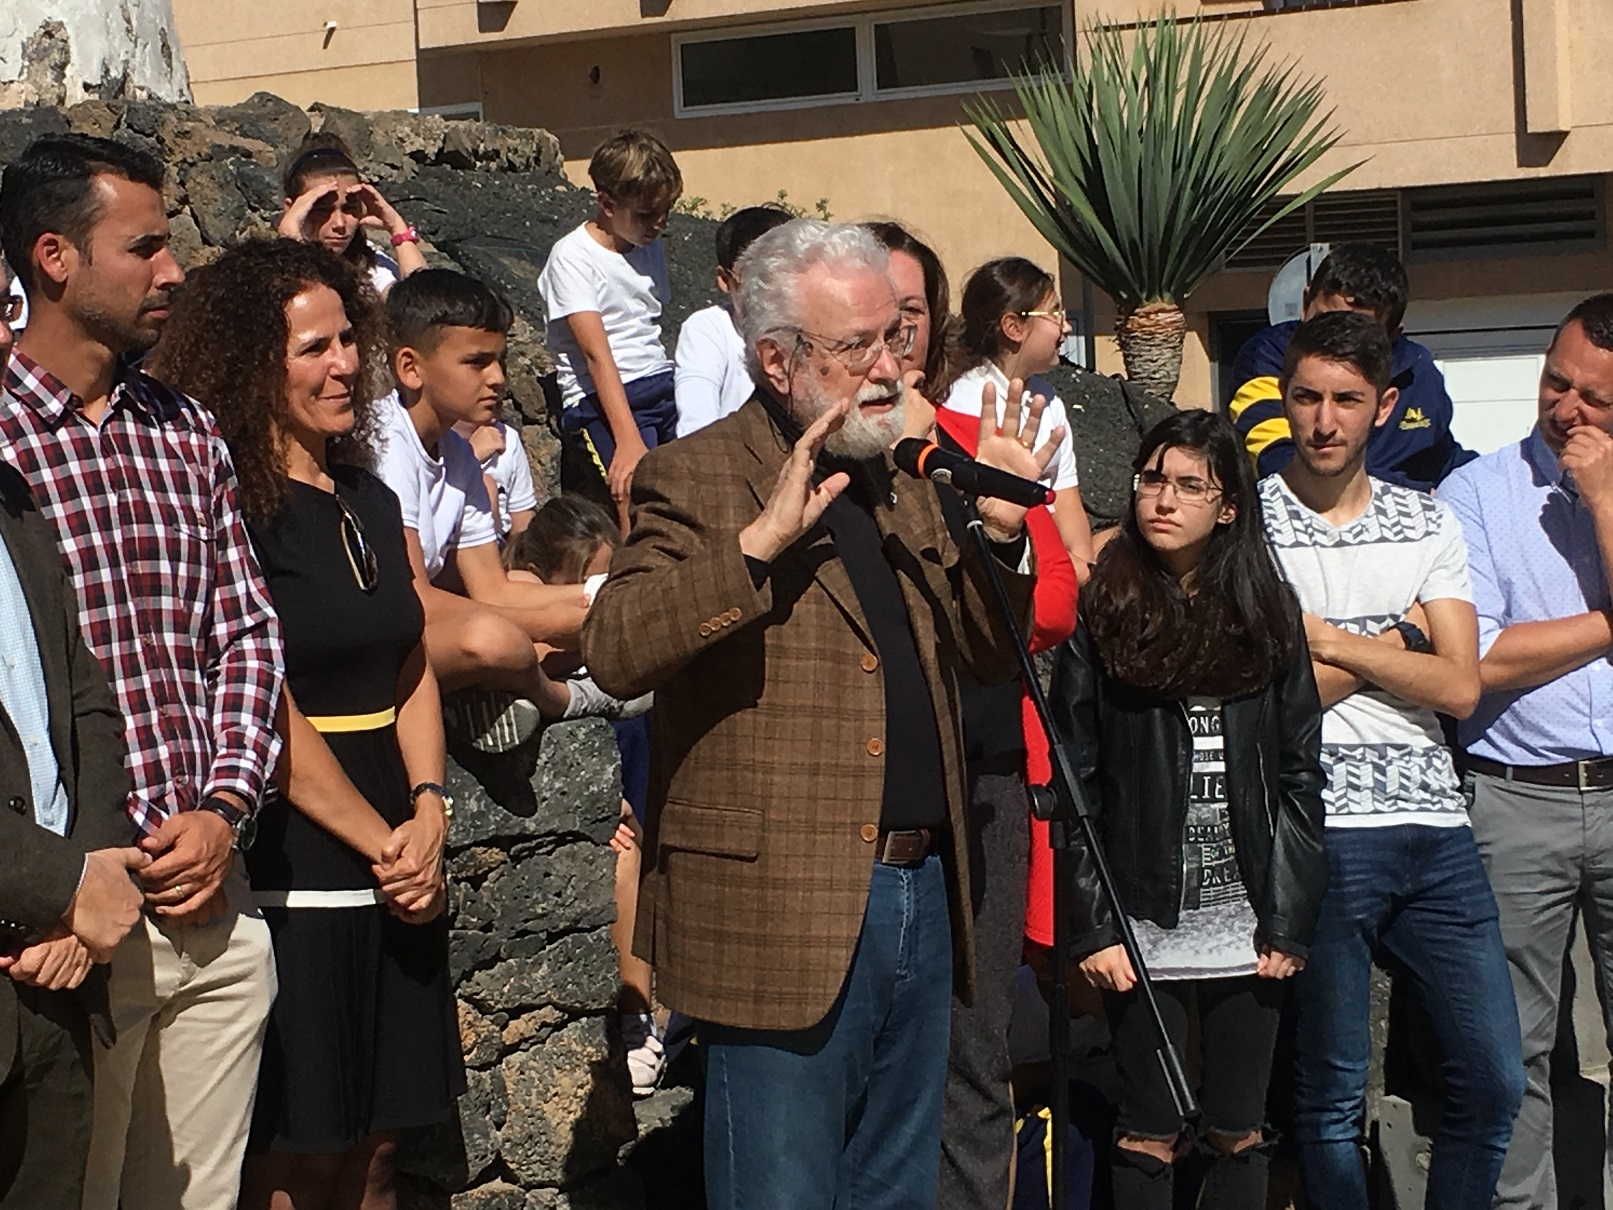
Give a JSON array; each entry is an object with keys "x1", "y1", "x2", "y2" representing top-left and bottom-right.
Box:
[{"x1": 583, "y1": 398, "x2": 1035, "y2": 1032}]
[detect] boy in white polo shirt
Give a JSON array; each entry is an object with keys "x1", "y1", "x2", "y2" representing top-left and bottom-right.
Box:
[
  {"x1": 1259, "y1": 311, "x2": 1523, "y2": 1209},
  {"x1": 380, "y1": 269, "x2": 612, "y2": 749},
  {"x1": 539, "y1": 130, "x2": 682, "y2": 523}
]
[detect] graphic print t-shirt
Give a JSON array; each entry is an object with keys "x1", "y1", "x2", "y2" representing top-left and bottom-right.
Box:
[
  {"x1": 1130, "y1": 698, "x2": 1261, "y2": 980},
  {"x1": 1260, "y1": 474, "x2": 1472, "y2": 829}
]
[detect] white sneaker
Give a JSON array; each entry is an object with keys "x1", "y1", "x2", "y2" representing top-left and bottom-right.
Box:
[
  {"x1": 622, "y1": 1012, "x2": 665, "y2": 1096},
  {"x1": 443, "y1": 691, "x2": 542, "y2": 753},
  {"x1": 562, "y1": 675, "x2": 653, "y2": 722}
]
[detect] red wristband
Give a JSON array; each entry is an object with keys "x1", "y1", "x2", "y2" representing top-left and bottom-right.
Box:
[{"x1": 390, "y1": 226, "x2": 420, "y2": 247}]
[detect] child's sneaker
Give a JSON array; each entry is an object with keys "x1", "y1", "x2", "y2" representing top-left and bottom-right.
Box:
[
  {"x1": 621, "y1": 1012, "x2": 665, "y2": 1096},
  {"x1": 443, "y1": 690, "x2": 542, "y2": 753},
  {"x1": 562, "y1": 675, "x2": 653, "y2": 721}
]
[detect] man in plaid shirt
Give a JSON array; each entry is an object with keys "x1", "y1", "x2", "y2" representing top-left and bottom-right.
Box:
[{"x1": 0, "y1": 135, "x2": 284, "y2": 1209}]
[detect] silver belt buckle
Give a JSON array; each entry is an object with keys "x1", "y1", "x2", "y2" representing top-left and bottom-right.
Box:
[{"x1": 1580, "y1": 760, "x2": 1596, "y2": 792}]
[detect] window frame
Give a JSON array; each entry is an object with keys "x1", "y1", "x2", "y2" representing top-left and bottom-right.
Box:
[{"x1": 671, "y1": 0, "x2": 1073, "y2": 119}]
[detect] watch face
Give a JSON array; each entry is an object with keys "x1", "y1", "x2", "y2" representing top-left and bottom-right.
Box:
[{"x1": 237, "y1": 813, "x2": 258, "y2": 853}]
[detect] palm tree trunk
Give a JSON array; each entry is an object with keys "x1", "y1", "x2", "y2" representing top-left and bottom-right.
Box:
[{"x1": 1115, "y1": 301, "x2": 1188, "y2": 404}]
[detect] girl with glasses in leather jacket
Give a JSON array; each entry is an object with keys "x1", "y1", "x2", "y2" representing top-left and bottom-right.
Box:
[{"x1": 1049, "y1": 408, "x2": 1327, "y2": 1210}]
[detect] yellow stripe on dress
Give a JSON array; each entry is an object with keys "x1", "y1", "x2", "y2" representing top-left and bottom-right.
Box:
[{"x1": 305, "y1": 707, "x2": 398, "y2": 733}]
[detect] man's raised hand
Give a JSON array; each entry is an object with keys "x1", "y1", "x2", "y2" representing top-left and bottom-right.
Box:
[
  {"x1": 739, "y1": 400, "x2": 853, "y2": 564},
  {"x1": 973, "y1": 377, "x2": 1064, "y2": 541}
]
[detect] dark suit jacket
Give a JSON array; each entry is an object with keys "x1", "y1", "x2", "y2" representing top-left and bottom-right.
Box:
[
  {"x1": 0, "y1": 462, "x2": 131, "y2": 1077},
  {"x1": 583, "y1": 398, "x2": 1035, "y2": 1031}
]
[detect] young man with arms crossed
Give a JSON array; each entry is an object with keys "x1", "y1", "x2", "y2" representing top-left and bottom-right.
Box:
[
  {"x1": 0, "y1": 135, "x2": 284, "y2": 1210},
  {"x1": 1440, "y1": 292, "x2": 1613, "y2": 1209},
  {"x1": 1260, "y1": 311, "x2": 1523, "y2": 1209}
]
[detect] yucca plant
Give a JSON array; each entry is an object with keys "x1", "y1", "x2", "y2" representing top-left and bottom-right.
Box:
[{"x1": 965, "y1": 11, "x2": 1359, "y2": 401}]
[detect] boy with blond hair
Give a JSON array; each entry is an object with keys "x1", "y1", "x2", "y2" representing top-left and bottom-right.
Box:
[{"x1": 539, "y1": 130, "x2": 682, "y2": 518}]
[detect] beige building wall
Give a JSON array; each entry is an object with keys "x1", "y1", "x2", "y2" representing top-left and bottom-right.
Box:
[
  {"x1": 175, "y1": 0, "x2": 1613, "y2": 402},
  {"x1": 172, "y1": 0, "x2": 421, "y2": 110},
  {"x1": 433, "y1": 32, "x2": 1058, "y2": 283}
]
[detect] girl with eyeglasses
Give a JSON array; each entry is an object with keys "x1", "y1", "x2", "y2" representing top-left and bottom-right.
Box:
[
  {"x1": 936, "y1": 256, "x2": 1094, "y2": 578},
  {"x1": 1047, "y1": 408, "x2": 1327, "y2": 1210},
  {"x1": 148, "y1": 238, "x2": 463, "y2": 1209}
]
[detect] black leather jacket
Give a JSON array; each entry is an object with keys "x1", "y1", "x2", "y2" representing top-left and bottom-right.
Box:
[{"x1": 1049, "y1": 617, "x2": 1328, "y2": 961}]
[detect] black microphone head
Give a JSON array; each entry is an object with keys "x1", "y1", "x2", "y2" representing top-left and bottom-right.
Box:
[{"x1": 892, "y1": 437, "x2": 932, "y2": 478}]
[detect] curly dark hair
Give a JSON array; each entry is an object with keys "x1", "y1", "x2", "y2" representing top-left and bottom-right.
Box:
[
  {"x1": 1084, "y1": 409, "x2": 1300, "y2": 700},
  {"x1": 147, "y1": 237, "x2": 391, "y2": 525}
]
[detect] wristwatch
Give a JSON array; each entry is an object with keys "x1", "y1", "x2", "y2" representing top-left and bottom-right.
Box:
[
  {"x1": 199, "y1": 796, "x2": 257, "y2": 853},
  {"x1": 390, "y1": 225, "x2": 421, "y2": 247},
  {"x1": 1392, "y1": 618, "x2": 1434, "y2": 654},
  {"x1": 410, "y1": 782, "x2": 455, "y2": 819}
]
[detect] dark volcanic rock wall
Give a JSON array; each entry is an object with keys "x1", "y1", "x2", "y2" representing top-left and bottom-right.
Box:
[{"x1": 0, "y1": 94, "x2": 703, "y2": 1209}]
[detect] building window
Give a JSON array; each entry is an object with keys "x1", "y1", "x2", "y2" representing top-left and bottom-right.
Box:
[
  {"x1": 679, "y1": 27, "x2": 859, "y2": 109},
  {"x1": 673, "y1": 1, "x2": 1068, "y2": 116},
  {"x1": 873, "y1": 7, "x2": 1063, "y2": 93}
]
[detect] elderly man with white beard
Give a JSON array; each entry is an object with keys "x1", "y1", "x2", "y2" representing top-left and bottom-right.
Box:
[{"x1": 584, "y1": 220, "x2": 1060, "y2": 1208}]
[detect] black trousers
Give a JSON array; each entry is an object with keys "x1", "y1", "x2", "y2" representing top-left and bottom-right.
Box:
[
  {"x1": 938, "y1": 766, "x2": 1031, "y2": 1210},
  {"x1": 1104, "y1": 975, "x2": 1284, "y2": 1210},
  {"x1": 0, "y1": 985, "x2": 94, "y2": 1209}
]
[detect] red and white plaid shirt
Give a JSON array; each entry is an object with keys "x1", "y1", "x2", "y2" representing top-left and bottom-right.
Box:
[{"x1": 1, "y1": 352, "x2": 283, "y2": 837}]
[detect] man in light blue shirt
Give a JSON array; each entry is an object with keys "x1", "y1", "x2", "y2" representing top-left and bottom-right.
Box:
[
  {"x1": 1441, "y1": 291, "x2": 1613, "y2": 1209},
  {"x1": 0, "y1": 528, "x2": 69, "y2": 836}
]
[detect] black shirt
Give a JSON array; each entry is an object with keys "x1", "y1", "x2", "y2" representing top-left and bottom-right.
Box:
[{"x1": 820, "y1": 482, "x2": 948, "y2": 831}]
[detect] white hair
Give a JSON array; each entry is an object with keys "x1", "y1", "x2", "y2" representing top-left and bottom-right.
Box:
[{"x1": 734, "y1": 219, "x2": 892, "y2": 382}]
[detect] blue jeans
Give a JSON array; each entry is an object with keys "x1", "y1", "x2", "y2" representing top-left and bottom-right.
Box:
[
  {"x1": 1292, "y1": 824, "x2": 1524, "y2": 1210},
  {"x1": 701, "y1": 855, "x2": 953, "y2": 1210},
  {"x1": 563, "y1": 369, "x2": 678, "y2": 480}
]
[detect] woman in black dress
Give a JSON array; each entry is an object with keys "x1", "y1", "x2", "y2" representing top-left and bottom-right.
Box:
[{"x1": 149, "y1": 238, "x2": 464, "y2": 1209}]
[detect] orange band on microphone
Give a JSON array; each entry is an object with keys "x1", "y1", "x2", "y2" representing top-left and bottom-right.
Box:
[{"x1": 914, "y1": 442, "x2": 939, "y2": 476}]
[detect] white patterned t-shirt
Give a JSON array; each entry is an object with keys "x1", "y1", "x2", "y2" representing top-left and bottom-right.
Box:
[
  {"x1": 1131, "y1": 698, "x2": 1261, "y2": 980},
  {"x1": 1260, "y1": 475, "x2": 1471, "y2": 829}
]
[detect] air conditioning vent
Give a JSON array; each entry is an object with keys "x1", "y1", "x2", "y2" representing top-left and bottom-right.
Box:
[
  {"x1": 1311, "y1": 190, "x2": 1400, "y2": 249},
  {"x1": 1224, "y1": 190, "x2": 1400, "y2": 271},
  {"x1": 1405, "y1": 177, "x2": 1603, "y2": 259}
]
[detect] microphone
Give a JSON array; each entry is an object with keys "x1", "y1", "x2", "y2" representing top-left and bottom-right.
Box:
[{"x1": 892, "y1": 438, "x2": 1055, "y2": 508}]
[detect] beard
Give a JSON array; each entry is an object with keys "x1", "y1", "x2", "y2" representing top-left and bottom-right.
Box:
[
  {"x1": 78, "y1": 291, "x2": 172, "y2": 355},
  {"x1": 792, "y1": 376, "x2": 907, "y2": 461}
]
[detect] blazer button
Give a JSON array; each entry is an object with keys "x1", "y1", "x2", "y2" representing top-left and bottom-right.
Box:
[
  {"x1": 860, "y1": 653, "x2": 879, "y2": 673},
  {"x1": 699, "y1": 623, "x2": 712, "y2": 637},
  {"x1": 859, "y1": 823, "x2": 879, "y2": 843},
  {"x1": 728, "y1": 608, "x2": 742, "y2": 622},
  {"x1": 866, "y1": 738, "x2": 885, "y2": 757},
  {"x1": 7, "y1": 796, "x2": 25, "y2": 816}
]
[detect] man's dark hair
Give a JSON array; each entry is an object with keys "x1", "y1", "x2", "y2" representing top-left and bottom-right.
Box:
[
  {"x1": 1281, "y1": 310, "x2": 1394, "y2": 394},
  {"x1": 1307, "y1": 242, "x2": 1410, "y2": 333},
  {"x1": 386, "y1": 268, "x2": 513, "y2": 351},
  {"x1": 715, "y1": 205, "x2": 793, "y2": 273},
  {"x1": 1553, "y1": 292, "x2": 1613, "y2": 354},
  {"x1": 0, "y1": 134, "x2": 166, "y2": 292}
]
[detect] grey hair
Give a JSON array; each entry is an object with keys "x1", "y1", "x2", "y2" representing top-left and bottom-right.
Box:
[{"x1": 734, "y1": 219, "x2": 892, "y2": 382}]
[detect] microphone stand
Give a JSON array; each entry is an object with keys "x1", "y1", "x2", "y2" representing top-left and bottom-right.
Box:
[{"x1": 957, "y1": 492, "x2": 1196, "y2": 1209}]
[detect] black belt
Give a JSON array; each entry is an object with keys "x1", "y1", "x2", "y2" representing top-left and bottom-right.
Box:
[
  {"x1": 876, "y1": 828, "x2": 934, "y2": 866},
  {"x1": 1463, "y1": 753, "x2": 1613, "y2": 790}
]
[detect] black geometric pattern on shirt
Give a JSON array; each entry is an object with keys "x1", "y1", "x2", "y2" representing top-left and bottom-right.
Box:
[
  {"x1": 1321, "y1": 742, "x2": 1465, "y2": 816},
  {"x1": 1260, "y1": 478, "x2": 1445, "y2": 549}
]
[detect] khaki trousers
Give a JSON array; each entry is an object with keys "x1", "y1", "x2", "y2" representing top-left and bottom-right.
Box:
[{"x1": 82, "y1": 866, "x2": 276, "y2": 1210}]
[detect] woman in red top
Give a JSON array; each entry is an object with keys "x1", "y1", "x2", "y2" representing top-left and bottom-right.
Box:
[{"x1": 865, "y1": 222, "x2": 1078, "y2": 1209}]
